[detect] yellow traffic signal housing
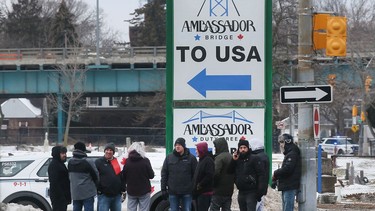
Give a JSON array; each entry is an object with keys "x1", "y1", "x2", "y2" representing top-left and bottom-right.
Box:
[
  {"x1": 361, "y1": 111, "x2": 366, "y2": 122},
  {"x1": 326, "y1": 16, "x2": 347, "y2": 57},
  {"x1": 313, "y1": 14, "x2": 329, "y2": 50},
  {"x1": 352, "y1": 105, "x2": 358, "y2": 117}
]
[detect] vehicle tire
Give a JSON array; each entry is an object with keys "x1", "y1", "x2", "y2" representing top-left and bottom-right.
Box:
[
  {"x1": 16, "y1": 200, "x2": 39, "y2": 209},
  {"x1": 337, "y1": 149, "x2": 344, "y2": 155},
  {"x1": 155, "y1": 199, "x2": 170, "y2": 211}
]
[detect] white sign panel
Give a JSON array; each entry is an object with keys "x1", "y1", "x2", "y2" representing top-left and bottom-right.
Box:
[
  {"x1": 174, "y1": 0, "x2": 265, "y2": 100},
  {"x1": 173, "y1": 108, "x2": 265, "y2": 154}
]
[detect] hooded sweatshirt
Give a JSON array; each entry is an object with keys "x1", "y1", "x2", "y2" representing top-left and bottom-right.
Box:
[
  {"x1": 48, "y1": 146, "x2": 71, "y2": 207},
  {"x1": 68, "y1": 149, "x2": 99, "y2": 200},
  {"x1": 122, "y1": 142, "x2": 155, "y2": 196},
  {"x1": 213, "y1": 138, "x2": 234, "y2": 196},
  {"x1": 193, "y1": 142, "x2": 214, "y2": 197}
]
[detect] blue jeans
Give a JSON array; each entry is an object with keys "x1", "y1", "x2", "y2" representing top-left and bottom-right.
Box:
[
  {"x1": 282, "y1": 189, "x2": 297, "y2": 211},
  {"x1": 73, "y1": 196, "x2": 94, "y2": 211},
  {"x1": 127, "y1": 192, "x2": 151, "y2": 211},
  {"x1": 169, "y1": 194, "x2": 192, "y2": 211},
  {"x1": 97, "y1": 194, "x2": 122, "y2": 211}
]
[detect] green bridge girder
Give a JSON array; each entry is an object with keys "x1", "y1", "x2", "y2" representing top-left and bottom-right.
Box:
[{"x1": 0, "y1": 67, "x2": 166, "y2": 96}]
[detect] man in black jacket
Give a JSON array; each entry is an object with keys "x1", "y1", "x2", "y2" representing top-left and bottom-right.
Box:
[
  {"x1": 161, "y1": 138, "x2": 198, "y2": 211},
  {"x1": 250, "y1": 138, "x2": 270, "y2": 211},
  {"x1": 210, "y1": 137, "x2": 234, "y2": 211},
  {"x1": 272, "y1": 134, "x2": 302, "y2": 211},
  {"x1": 48, "y1": 146, "x2": 71, "y2": 211},
  {"x1": 95, "y1": 143, "x2": 124, "y2": 211},
  {"x1": 229, "y1": 139, "x2": 266, "y2": 211}
]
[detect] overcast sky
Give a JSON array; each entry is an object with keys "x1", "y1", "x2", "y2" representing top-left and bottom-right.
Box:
[{"x1": 84, "y1": 0, "x2": 146, "y2": 42}]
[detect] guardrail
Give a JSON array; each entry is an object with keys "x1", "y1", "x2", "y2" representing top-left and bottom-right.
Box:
[{"x1": 0, "y1": 46, "x2": 166, "y2": 64}]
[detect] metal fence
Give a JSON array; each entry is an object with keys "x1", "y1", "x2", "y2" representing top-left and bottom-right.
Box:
[{"x1": 0, "y1": 127, "x2": 166, "y2": 147}]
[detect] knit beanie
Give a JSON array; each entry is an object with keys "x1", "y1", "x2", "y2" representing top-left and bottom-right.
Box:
[
  {"x1": 74, "y1": 142, "x2": 86, "y2": 152},
  {"x1": 104, "y1": 142, "x2": 116, "y2": 154},
  {"x1": 174, "y1": 137, "x2": 186, "y2": 148},
  {"x1": 238, "y1": 139, "x2": 250, "y2": 149}
]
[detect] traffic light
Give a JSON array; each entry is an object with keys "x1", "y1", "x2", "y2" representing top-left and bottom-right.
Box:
[
  {"x1": 313, "y1": 14, "x2": 329, "y2": 50},
  {"x1": 365, "y1": 76, "x2": 372, "y2": 93},
  {"x1": 361, "y1": 111, "x2": 366, "y2": 122},
  {"x1": 352, "y1": 105, "x2": 358, "y2": 117},
  {"x1": 326, "y1": 16, "x2": 347, "y2": 57}
]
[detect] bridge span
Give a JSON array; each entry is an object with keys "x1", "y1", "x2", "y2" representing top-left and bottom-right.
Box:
[{"x1": 0, "y1": 46, "x2": 166, "y2": 97}]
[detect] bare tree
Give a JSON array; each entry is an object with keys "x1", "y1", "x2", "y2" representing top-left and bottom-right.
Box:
[{"x1": 47, "y1": 45, "x2": 88, "y2": 146}]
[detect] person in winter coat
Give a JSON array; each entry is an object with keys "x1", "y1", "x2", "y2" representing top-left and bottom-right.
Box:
[
  {"x1": 122, "y1": 142, "x2": 155, "y2": 211},
  {"x1": 161, "y1": 137, "x2": 198, "y2": 211},
  {"x1": 272, "y1": 134, "x2": 302, "y2": 211},
  {"x1": 210, "y1": 137, "x2": 234, "y2": 211},
  {"x1": 193, "y1": 142, "x2": 215, "y2": 211},
  {"x1": 68, "y1": 142, "x2": 99, "y2": 211},
  {"x1": 250, "y1": 138, "x2": 270, "y2": 211},
  {"x1": 95, "y1": 142, "x2": 125, "y2": 211},
  {"x1": 228, "y1": 138, "x2": 267, "y2": 211},
  {"x1": 48, "y1": 146, "x2": 71, "y2": 211}
]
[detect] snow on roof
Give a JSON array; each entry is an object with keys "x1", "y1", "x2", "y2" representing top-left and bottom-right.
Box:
[{"x1": 1, "y1": 98, "x2": 42, "y2": 118}]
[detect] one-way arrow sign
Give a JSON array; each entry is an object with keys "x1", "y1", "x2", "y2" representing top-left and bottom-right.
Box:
[{"x1": 280, "y1": 85, "x2": 333, "y2": 104}]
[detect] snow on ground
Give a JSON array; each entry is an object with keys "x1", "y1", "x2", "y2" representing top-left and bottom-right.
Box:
[{"x1": 1, "y1": 145, "x2": 375, "y2": 210}]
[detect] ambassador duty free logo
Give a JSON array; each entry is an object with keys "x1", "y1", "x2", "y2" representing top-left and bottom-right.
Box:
[{"x1": 173, "y1": 108, "x2": 265, "y2": 149}]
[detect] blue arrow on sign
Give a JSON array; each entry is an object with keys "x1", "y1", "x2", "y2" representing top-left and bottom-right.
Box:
[{"x1": 187, "y1": 68, "x2": 252, "y2": 97}]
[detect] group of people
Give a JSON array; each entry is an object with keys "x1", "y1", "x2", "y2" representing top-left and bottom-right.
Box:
[
  {"x1": 47, "y1": 133, "x2": 301, "y2": 211},
  {"x1": 48, "y1": 141, "x2": 154, "y2": 211},
  {"x1": 161, "y1": 134, "x2": 302, "y2": 211}
]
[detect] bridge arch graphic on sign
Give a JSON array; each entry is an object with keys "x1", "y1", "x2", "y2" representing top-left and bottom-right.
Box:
[{"x1": 182, "y1": 110, "x2": 254, "y2": 124}]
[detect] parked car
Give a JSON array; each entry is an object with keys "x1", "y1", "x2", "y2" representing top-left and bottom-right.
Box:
[
  {"x1": 0, "y1": 150, "x2": 166, "y2": 211},
  {"x1": 320, "y1": 136, "x2": 359, "y2": 155}
]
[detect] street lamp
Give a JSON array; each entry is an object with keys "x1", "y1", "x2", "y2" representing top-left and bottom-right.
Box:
[{"x1": 96, "y1": 0, "x2": 100, "y2": 65}]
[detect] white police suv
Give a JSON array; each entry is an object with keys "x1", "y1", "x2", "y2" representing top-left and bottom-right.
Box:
[{"x1": 0, "y1": 150, "x2": 167, "y2": 211}]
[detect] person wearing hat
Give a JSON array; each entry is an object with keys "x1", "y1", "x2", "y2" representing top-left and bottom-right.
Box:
[
  {"x1": 161, "y1": 137, "x2": 198, "y2": 211},
  {"x1": 272, "y1": 134, "x2": 302, "y2": 211},
  {"x1": 250, "y1": 138, "x2": 270, "y2": 211},
  {"x1": 95, "y1": 142, "x2": 125, "y2": 211},
  {"x1": 228, "y1": 138, "x2": 267, "y2": 211},
  {"x1": 48, "y1": 146, "x2": 71, "y2": 211},
  {"x1": 192, "y1": 141, "x2": 214, "y2": 211},
  {"x1": 68, "y1": 142, "x2": 99, "y2": 211}
]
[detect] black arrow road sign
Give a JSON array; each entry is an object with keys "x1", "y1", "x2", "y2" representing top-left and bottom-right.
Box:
[{"x1": 280, "y1": 85, "x2": 333, "y2": 104}]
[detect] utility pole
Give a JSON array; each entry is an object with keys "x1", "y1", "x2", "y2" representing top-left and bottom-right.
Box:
[
  {"x1": 95, "y1": 0, "x2": 100, "y2": 66},
  {"x1": 297, "y1": 0, "x2": 317, "y2": 210}
]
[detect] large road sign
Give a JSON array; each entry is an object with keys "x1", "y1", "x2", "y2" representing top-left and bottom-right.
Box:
[
  {"x1": 280, "y1": 85, "x2": 332, "y2": 104},
  {"x1": 173, "y1": 0, "x2": 265, "y2": 100}
]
